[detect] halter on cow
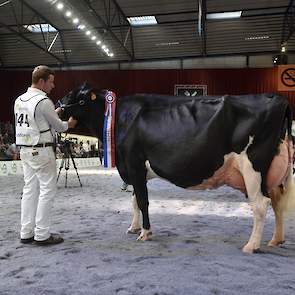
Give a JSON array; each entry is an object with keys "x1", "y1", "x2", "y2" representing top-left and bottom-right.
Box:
[{"x1": 59, "y1": 82, "x2": 295, "y2": 253}]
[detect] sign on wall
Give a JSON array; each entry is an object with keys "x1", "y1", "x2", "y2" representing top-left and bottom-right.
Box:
[
  {"x1": 174, "y1": 84, "x2": 207, "y2": 96},
  {"x1": 278, "y1": 65, "x2": 295, "y2": 91}
]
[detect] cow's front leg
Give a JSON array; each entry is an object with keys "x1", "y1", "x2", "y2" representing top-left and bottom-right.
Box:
[
  {"x1": 131, "y1": 171, "x2": 152, "y2": 241},
  {"x1": 127, "y1": 194, "x2": 141, "y2": 234},
  {"x1": 135, "y1": 191, "x2": 152, "y2": 241},
  {"x1": 137, "y1": 228, "x2": 153, "y2": 241}
]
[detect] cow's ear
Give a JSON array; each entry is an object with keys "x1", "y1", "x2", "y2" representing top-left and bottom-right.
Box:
[
  {"x1": 79, "y1": 84, "x2": 92, "y2": 97},
  {"x1": 81, "y1": 81, "x2": 91, "y2": 91},
  {"x1": 91, "y1": 92, "x2": 97, "y2": 101}
]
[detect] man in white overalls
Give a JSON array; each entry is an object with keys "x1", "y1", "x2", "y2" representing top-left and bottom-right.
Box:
[{"x1": 14, "y1": 65, "x2": 77, "y2": 245}]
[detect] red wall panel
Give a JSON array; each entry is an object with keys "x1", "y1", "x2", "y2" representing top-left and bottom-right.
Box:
[{"x1": 1, "y1": 68, "x2": 295, "y2": 123}]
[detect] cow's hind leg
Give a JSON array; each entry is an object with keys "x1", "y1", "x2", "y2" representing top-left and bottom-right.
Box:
[
  {"x1": 243, "y1": 195, "x2": 270, "y2": 253},
  {"x1": 239, "y1": 154, "x2": 271, "y2": 253},
  {"x1": 127, "y1": 194, "x2": 141, "y2": 234},
  {"x1": 268, "y1": 187, "x2": 285, "y2": 247}
]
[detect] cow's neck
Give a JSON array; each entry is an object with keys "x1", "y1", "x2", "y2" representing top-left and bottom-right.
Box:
[{"x1": 83, "y1": 102, "x2": 105, "y2": 142}]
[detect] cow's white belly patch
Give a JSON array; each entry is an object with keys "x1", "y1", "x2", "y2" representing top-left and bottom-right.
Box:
[
  {"x1": 188, "y1": 140, "x2": 288, "y2": 192},
  {"x1": 188, "y1": 152, "x2": 246, "y2": 192},
  {"x1": 145, "y1": 139, "x2": 289, "y2": 193},
  {"x1": 145, "y1": 160, "x2": 161, "y2": 180},
  {"x1": 145, "y1": 153, "x2": 246, "y2": 192}
]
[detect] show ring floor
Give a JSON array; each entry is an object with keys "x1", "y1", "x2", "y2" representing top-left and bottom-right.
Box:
[{"x1": 1, "y1": 166, "x2": 295, "y2": 295}]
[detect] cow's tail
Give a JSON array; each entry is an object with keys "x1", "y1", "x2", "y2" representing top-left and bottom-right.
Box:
[
  {"x1": 286, "y1": 104, "x2": 293, "y2": 139},
  {"x1": 274, "y1": 168, "x2": 295, "y2": 216}
]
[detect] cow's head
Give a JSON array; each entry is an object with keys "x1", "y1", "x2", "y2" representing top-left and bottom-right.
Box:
[
  {"x1": 59, "y1": 82, "x2": 109, "y2": 117},
  {"x1": 57, "y1": 82, "x2": 107, "y2": 138}
]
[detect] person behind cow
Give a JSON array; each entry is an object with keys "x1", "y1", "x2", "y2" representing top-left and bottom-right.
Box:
[
  {"x1": 82, "y1": 140, "x2": 90, "y2": 157},
  {"x1": 14, "y1": 65, "x2": 77, "y2": 245}
]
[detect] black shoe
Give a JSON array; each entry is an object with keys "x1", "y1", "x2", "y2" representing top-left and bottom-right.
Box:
[
  {"x1": 20, "y1": 237, "x2": 34, "y2": 244},
  {"x1": 34, "y1": 234, "x2": 64, "y2": 246}
]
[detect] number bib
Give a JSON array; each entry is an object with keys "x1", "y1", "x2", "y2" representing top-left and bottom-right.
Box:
[{"x1": 14, "y1": 93, "x2": 47, "y2": 146}]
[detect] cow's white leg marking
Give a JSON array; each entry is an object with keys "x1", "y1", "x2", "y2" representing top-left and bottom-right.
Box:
[
  {"x1": 238, "y1": 137, "x2": 270, "y2": 253},
  {"x1": 127, "y1": 194, "x2": 141, "y2": 234},
  {"x1": 243, "y1": 194, "x2": 270, "y2": 253}
]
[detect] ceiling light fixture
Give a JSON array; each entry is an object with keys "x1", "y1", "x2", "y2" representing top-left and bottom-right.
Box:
[
  {"x1": 56, "y1": 3, "x2": 64, "y2": 10},
  {"x1": 280, "y1": 40, "x2": 287, "y2": 54},
  {"x1": 207, "y1": 11, "x2": 242, "y2": 20},
  {"x1": 65, "y1": 10, "x2": 72, "y2": 17},
  {"x1": 78, "y1": 24, "x2": 86, "y2": 30},
  {"x1": 47, "y1": 0, "x2": 114, "y2": 58},
  {"x1": 127, "y1": 16, "x2": 157, "y2": 26}
]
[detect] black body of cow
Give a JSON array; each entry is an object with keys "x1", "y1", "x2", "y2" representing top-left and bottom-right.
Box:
[{"x1": 60, "y1": 83, "x2": 292, "y2": 232}]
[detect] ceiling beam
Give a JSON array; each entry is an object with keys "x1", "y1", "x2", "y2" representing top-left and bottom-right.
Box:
[
  {"x1": 0, "y1": 21, "x2": 65, "y2": 64},
  {"x1": 281, "y1": 0, "x2": 295, "y2": 46},
  {"x1": 20, "y1": 0, "x2": 68, "y2": 64},
  {"x1": 83, "y1": 0, "x2": 134, "y2": 60},
  {"x1": 112, "y1": 0, "x2": 135, "y2": 57},
  {"x1": 198, "y1": 0, "x2": 207, "y2": 56}
]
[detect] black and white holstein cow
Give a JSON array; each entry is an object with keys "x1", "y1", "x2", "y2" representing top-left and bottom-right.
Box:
[{"x1": 59, "y1": 83, "x2": 295, "y2": 253}]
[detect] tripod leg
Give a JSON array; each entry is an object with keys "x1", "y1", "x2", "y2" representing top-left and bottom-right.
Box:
[
  {"x1": 57, "y1": 158, "x2": 65, "y2": 183},
  {"x1": 98, "y1": 151, "x2": 103, "y2": 165},
  {"x1": 70, "y1": 153, "x2": 82, "y2": 187},
  {"x1": 65, "y1": 157, "x2": 69, "y2": 188}
]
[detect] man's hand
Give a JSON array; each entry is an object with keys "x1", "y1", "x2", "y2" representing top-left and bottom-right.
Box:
[
  {"x1": 68, "y1": 116, "x2": 77, "y2": 129},
  {"x1": 55, "y1": 107, "x2": 63, "y2": 117}
]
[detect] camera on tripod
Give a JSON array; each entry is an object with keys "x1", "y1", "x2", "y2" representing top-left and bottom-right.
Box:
[
  {"x1": 56, "y1": 134, "x2": 82, "y2": 188},
  {"x1": 58, "y1": 138, "x2": 75, "y2": 157}
]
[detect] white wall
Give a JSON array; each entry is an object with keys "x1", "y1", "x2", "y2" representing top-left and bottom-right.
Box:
[{"x1": 0, "y1": 158, "x2": 101, "y2": 176}]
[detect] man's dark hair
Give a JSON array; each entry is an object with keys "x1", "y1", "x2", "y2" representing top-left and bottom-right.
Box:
[{"x1": 32, "y1": 65, "x2": 55, "y2": 84}]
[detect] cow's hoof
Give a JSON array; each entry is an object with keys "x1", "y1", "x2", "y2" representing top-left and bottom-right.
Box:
[
  {"x1": 267, "y1": 239, "x2": 285, "y2": 247},
  {"x1": 127, "y1": 227, "x2": 141, "y2": 234},
  {"x1": 242, "y1": 243, "x2": 258, "y2": 254},
  {"x1": 137, "y1": 229, "x2": 152, "y2": 241}
]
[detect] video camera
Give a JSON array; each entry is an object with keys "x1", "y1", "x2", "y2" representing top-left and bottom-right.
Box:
[
  {"x1": 57, "y1": 134, "x2": 77, "y2": 156},
  {"x1": 59, "y1": 139, "x2": 73, "y2": 155}
]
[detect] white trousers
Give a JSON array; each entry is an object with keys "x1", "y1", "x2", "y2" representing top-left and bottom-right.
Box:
[{"x1": 20, "y1": 146, "x2": 57, "y2": 241}]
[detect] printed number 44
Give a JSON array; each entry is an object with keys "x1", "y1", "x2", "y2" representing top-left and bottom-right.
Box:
[{"x1": 16, "y1": 113, "x2": 30, "y2": 127}]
